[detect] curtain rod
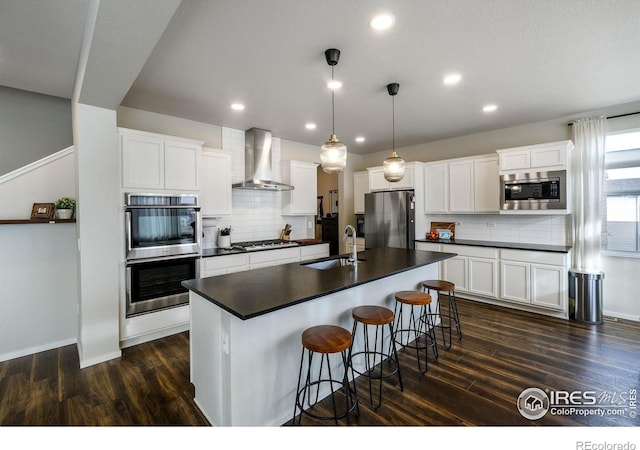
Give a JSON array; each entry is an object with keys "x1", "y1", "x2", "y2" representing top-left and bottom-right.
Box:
[{"x1": 568, "y1": 111, "x2": 640, "y2": 126}]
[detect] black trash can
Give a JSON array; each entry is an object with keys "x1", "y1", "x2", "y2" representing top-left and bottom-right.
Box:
[{"x1": 569, "y1": 270, "x2": 605, "y2": 324}]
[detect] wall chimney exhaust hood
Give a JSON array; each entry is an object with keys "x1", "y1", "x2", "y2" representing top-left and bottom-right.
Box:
[{"x1": 232, "y1": 127, "x2": 294, "y2": 191}]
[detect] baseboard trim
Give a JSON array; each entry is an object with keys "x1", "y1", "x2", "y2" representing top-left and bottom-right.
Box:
[
  {"x1": 120, "y1": 322, "x2": 189, "y2": 349},
  {"x1": 0, "y1": 337, "x2": 77, "y2": 363}
]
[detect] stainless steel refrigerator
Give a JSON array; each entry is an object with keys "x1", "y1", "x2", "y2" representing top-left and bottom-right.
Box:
[{"x1": 364, "y1": 190, "x2": 415, "y2": 249}]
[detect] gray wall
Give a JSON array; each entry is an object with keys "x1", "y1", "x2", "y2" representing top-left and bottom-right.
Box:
[{"x1": 0, "y1": 86, "x2": 72, "y2": 176}]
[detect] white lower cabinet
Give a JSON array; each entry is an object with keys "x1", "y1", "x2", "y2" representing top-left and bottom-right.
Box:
[
  {"x1": 442, "y1": 245, "x2": 498, "y2": 297},
  {"x1": 500, "y1": 260, "x2": 530, "y2": 303},
  {"x1": 249, "y1": 247, "x2": 301, "y2": 269},
  {"x1": 201, "y1": 253, "x2": 249, "y2": 277},
  {"x1": 431, "y1": 243, "x2": 569, "y2": 316},
  {"x1": 300, "y1": 243, "x2": 330, "y2": 261},
  {"x1": 442, "y1": 255, "x2": 468, "y2": 293},
  {"x1": 499, "y1": 249, "x2": 568, "y2": 311},
  {"x1": 531, "y1": 263, "x2": 566, "y2": 310},
  {"x1": 468, "y1": 257, "x2": 498, "y2": 298},
  {"x1": 201, "y1": 244, "x2": 330, "y2": 276}
]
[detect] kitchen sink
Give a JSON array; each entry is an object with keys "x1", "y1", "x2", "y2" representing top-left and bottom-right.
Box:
[{"x1": 302, "y1": 257, "x2": 365, "y2": 270}]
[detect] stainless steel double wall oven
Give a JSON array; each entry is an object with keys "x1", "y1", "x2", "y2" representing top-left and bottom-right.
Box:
[{"x1": 124, "y1": 193, "x2": 201, "y2": 317}]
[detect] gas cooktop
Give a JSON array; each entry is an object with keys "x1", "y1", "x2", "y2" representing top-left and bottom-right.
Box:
[{"x1": 232, "y1": 239, "x2": 299, "y2": 251}]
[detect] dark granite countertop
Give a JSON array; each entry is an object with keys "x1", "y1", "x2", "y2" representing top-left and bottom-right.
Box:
[
  {"x1": 201, "y1": 240, "x2": 329, "y2": 258},
  {"x1": 415, "y1": 238, "x2": 572, "y2": 253},
  {"x1": 183, "y1": 247, "x2": 455, "y2": 320}
]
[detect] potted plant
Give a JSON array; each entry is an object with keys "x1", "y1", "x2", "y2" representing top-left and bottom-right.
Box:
[
  {"x1": 218, "y1": 226, "x2": 232, "y2": 248},
  {"x1": 54, "y1": 197, "x2": 76, "y2": 220}
]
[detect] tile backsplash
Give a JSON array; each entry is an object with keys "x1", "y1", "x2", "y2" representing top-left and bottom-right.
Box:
[
  {"x1": 202, "y1": 127, "x2": 311, "y2": 248},
  {"x1": 424, "y1": 214, "x2": 572, "y2": 246}
]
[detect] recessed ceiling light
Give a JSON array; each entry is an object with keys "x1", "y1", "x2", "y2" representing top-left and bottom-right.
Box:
[
  {"x1": 483, "y1": 104, "x2": 498, "y2": 113},
  {"x1": 230, "y1": 103, "x2": 245, "y2": 111},
  {"x1": 443, "y1": 73, "x2": 462, "y2": 85},
  {"x1": 355, "y1": 136, "x2": 365, "y2": 143},
  {"x1": 370, "y1": 14, "x2": 394, "y2": 31},
  {"x1": 305, "y1": 123, "x2": 317, "y2": 130},
  {"x1": 327, "y1": 80, "x2": 343, "y2": 90}
]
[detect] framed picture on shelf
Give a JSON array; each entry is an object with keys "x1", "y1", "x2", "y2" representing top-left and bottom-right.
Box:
[{"x1": 30, "y1": 203, "x2": 55, "y2": 221}]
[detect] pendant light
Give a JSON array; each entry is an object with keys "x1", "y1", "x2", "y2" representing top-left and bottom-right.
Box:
[
  {"x1": 383, "y1": 82, "x2": 405, "y2": 182},
  {"x1": 320, "y1": 48, "x2": 347, "y2": 174}
]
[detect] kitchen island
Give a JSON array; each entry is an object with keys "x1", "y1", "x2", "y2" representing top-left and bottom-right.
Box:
[{"x1": 182, "y1": 247, "x2": 455, "y2": 426}]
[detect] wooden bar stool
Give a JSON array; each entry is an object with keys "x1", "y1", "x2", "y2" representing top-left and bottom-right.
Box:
[
  {"x1": 393, "y1": 291, "x2": 438, "y2": 373},
  {"x1": 292, "y1": 325, "x2": 359, "y2": 425},
  {"x1": 422, "y1": 280, "x2": 461, "y2": 349},
  {"x1": 350, "y1": 305, "x2": 403, "y2": 410}
]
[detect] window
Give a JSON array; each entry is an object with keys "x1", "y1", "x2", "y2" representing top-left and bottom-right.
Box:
[{"x1": 603, "y1": 129, "x2": 640, "y2": 253}]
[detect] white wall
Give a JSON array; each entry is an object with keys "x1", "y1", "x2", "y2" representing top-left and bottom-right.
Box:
[
  {"x1": 424, "y1": 213, "x2": 571, "y2": 246},
  {"x1": 0, "y1": 86, "x2": 73, "y2": 176},
  {"x1": 74, "y1": 103, "x2": 121, "y2": 368},
  {"x1": 0, "y1": 151, "x2": 78, "y2": 362}
]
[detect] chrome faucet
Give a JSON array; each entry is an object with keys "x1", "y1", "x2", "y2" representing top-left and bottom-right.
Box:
[{"x1": 344, "y1": 225, "x2": 358, "y2": 266}]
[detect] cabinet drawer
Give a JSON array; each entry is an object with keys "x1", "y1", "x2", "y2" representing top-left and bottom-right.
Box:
[
  {"x1": 500, "y1": 249, "x2": 566, "y2": 266},
  {"x1": 249, "y1": 247, "x2": 300, "y2": 265},
  {"x1": 442, "y1": 244, "x2": 497, "y2": 259},
  {"x1": 203, "y1": 254, "x2": 249, "y2": 271},
  {"x1": 300, "y1": 244, "x2": 329, "y2": 260},
  {"x1": 416, "y1": 242, "x2": 441, "y2": 252}
]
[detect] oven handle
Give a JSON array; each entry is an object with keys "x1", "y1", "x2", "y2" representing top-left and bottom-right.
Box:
[
  {"x1": 125, "y1": 211, "x2": 133, "y2": 255},
  {"x1": 125, "y1": 253, "x2": 201, "y2": 265},
  {"x1": 125, "y1": 205, "x2": 201, "y2": 210}
]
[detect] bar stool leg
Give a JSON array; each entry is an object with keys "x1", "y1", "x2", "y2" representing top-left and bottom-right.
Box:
[{"x1": 450, "y1": 289, "x2": 462, "y2": 340}]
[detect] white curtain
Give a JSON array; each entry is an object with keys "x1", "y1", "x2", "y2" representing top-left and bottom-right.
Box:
[{"x1": 571, "y1": 117, "x2": 606, "y2": 272}]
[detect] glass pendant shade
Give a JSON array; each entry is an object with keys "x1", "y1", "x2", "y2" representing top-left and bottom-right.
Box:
[
  {"x1": 383, "y1": 82, "x2": 405, "y2": 182},
  {"x1": 320, "y1": 48, "x2": 347, "y2": 174},
  {"x1": 320, "y1": 134, "x2": 347, "y2": 174},
  {"x1": 383, "y1": 150, "x2": 405, "y2": 182}
]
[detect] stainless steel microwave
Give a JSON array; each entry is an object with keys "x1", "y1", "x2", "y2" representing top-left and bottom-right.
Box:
[{"x1": 500, "y1": 170, "x2": 566, "y2": 211}]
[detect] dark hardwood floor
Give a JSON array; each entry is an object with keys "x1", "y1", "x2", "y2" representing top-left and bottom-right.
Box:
[{"x1": 1, "y1": 299, "x2": 638, "y2": 427}]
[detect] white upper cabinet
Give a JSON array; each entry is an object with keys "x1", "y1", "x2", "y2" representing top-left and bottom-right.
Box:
[
  {"x1": 281, "y1": 160, "x2": 318, "y2": 215},
  {"x1": 367, "y1": 162, "x2": 421, "y2": 191},
  {"x1": 473, "y1": 156, "x2": 500, "y2": 212},
  {"x1": 200, "y1": 148, "x2": 232, "y2": 217},
  {"x1": 425, "y1": 155, "x2": 499, "y2": 214},
  {"x1": 353, "y1": 171, "x2": 369, "y2": 214},
  {"x1": 496, "y1": 140, "x2": 573, "y2": 173},
  {"x1": 120, "y1": 128, "x2": 202, "y2": 191},
  {"x1": 449, "y1": 159, "x2": 474, "y2": 212},
  {"x1": 424, "y1": 162, "x2": 449, "y2": 213}
]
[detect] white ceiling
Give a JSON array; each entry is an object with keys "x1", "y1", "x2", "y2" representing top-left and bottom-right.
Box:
[{"x1": 2, "y1": 0, "x2": 640, "y2": 155}]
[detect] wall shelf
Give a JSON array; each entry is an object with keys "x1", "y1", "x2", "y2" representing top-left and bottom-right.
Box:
[{"x1": 0, "y1": 219, "x2": 76, "y2": 225}]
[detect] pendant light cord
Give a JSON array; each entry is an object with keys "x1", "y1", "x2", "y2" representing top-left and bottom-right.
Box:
[
  {"x1": 331, "y1": 66, "x2": 335, "y2": 135},
  {"x1": 392, "y1": 94, "x2": 395, "y2": 152}
]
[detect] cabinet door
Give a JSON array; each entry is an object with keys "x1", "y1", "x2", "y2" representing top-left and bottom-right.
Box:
[
  {"x1": 473, "y1": 157, "x2": 499, "y2": 212},
  {"x1": 442, "y1": 256, "x2": 468, "y2": 293},
  {"x1": 499, "y1": 150, "x2": 530, "y2": 171},
  {"x1": 468, "y1": 257, "x2": 498, "y2": 298},
  {"x1": 530, "y1": 146, "x2": 565, "y2": 169},
  {"x1": 391, "y1": 164, "x2": 414, "y2": 189},
  {"x1": 121, "y1": 133, "x2": 164, "y2": 189},
  {"x1": 368, "y1": 167, "x2": 389, "y2": 191},
  {"x1": 531, "y1": 264, "x2": 565, "y2": 310},
  {"x1": 164, "y1": 140, "x2": 199, "y2": 191},
  {"x1": 353, "y1": 171, "x2": 369, "y2": 214},
  {"x1": 424, "y1": 162, "x2": 449, "y2": 213},
  {"x1": 200, "y1": 150, "x2": 232, "y2": 216},
  {"x1": 500, "y1": 260, "x2": 530, "y2": 304},
  {"x1": 449, "y1": 160, "x2": 474, "y2": 212},
  {"x1": 282, "y1": 161, "x2": 317, "y2": 215}
]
